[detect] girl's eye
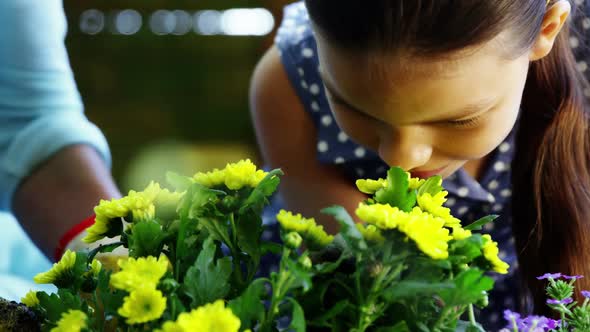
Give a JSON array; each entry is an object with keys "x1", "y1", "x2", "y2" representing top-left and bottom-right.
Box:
[{"x1": 444, "y1": 115, "x2": 483, "y2": 128}]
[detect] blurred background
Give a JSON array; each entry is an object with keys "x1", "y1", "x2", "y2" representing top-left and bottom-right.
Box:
[{"x1": 64, "y1": 0, "x2": 292, "y2": 192}]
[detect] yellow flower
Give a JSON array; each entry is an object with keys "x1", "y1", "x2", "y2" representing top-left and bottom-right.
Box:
[
  {"x1": 417, "y1": 191, "x2": 461, "y2": 228},
  {"x1": 193, "y1": 159, "x2": 269, "y2": 190},
  {"x1": 34, "y1": 250, "x2": 77, "y2": 284},
  {"x1": 356, "y1": 203, "x2": 452, "y2": 259},
  {"x1": 118, "y1": 288, "x2": 167, "y2": 325},
  {"x1": 21, "y1": 291, "x2": 39, "y2": 308},
  {"x1": 50, "y1": 310, "x2": 87, "y2": 332},
  {"x1": 355, "y1": 203, "x2": 406, "y2": 229},
  {"x1": 408, "y1": 176, "x2": 426, "y2": 190},
  {"x1": 398, "y1": 208, "x2": 452, "y2": 260},
  {"x1": 276, "y1": 210, "x2": 313, "y2": 233},
  {"x1": 110, "y1": 255, "x2": 169, "y2": 292},
  {"x1": 305, "y1": 224, "x2": 334, "y2": 249},
  {"x1": 356, "y1": 178, "x2": 387, "y2": 194},
  {"x1": 482, "y1": 234, "x2": 509, "y2": 274},
  {"x1": 355, "y1": 224, "x2": 385, "y2": 243},
  {"x1": 451, "y1": 226, "x2": 472, "y2": 240},
  {"x1": 156, "y1": 300, "x2": 240, "y2": 332},
  {"x1": 90, "y1": 259, "x2": 102, "y2": 276},
  {"x1": 276, "y1": 210, "x2": 333, "y2": 249},
  {"x1": 84, "y1": 183, "x2": 162, "y2": 243}
]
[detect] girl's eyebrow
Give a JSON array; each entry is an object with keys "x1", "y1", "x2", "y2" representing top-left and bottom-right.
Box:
[{"x1": 320, "y1": 73, "x2": 496, "y2": 123}]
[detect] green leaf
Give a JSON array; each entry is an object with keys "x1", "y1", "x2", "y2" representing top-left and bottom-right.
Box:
[
  {"x1": 228, "y1": 279, "x2": 267, "y2": 329},
  {"x1": 376, "y1": 321, "x2": 412, "y2": 332},
  {"x1": 456, "y1": 321, "x2": 486, "y2": 332},
  {"x1": 375, "y1": 167, "x2": 416, "y2": 212},
  {"x1": 239, "y1": 169, "x2": 283, "y2": 214},
  {"x1": 287, "y1": 298, "x2": 306, "y2": 332},
  {"x1": 96, "y1": 269, "x2": 125, "y2": 317},
  {"x1": 236, "y1": 210, "x2": 263, "y2": 270},
  {"x1": 382, "y1": 281, "x2": 455, "y2": 301},
  {"x1": 438, "y1": 269, "x2": 494, "y2": 306},
  {"x1": 37, "y1": 289, "x2": 82, "y2": 324},
  {"x1": 260, "y1": 241, "x2": 282, "y2": 255},
  {"x1": 309, "y1": 300, "x2": 350, "y2": 327},
  {"x1": 417, "y1": 176, "x2": 443, "y2": 196},
  {"x1": 464, "y1": 215, "x2": 499, "y2": 231},
  {"x1": 285, "y1": 258, "x2": 313, "y2": 292},
  {"x1": 186, "y1": 184, "x2": 223, "y2": 219},
  {"x1": 449, "y1": 236, "x2": 484, "y2": 264},
  {"x1": 321, "y1": 206, "x2": 367, "y2": 252},
  {"x1": 183, "y1": 238, "x2": 232, "y2": 307},
  {"x1": 166, "y1": 171, "x2": 194, "y2": 192},
  {"x1": 128, "y1": 220, "x2": 164, "y2": 258}
]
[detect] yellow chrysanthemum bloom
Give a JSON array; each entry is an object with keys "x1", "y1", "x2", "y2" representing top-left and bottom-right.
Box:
[
  {"x1": 193, "y1": 159, "x2": 269, "y2": 190},
  {"x1": 85, "y1": 182, "x2": 161, "y2": 243},
  {"x1": 276, "y1": 210, "x2": 333, "y2": 249},
  {"x1": 408, "y1": 176, "x2": 426, "y2": 190},
  {"x1": 34, "y1": 250, "x2": 77, "y2": 284},
  {"x1": 50, "y1": 310, "x2": 87, "y2": 332},
  {"x1": 276, "y1": 210, "x2": 314, "y2": 233},
  {"x1": 156, "y1": 300, "x2": 240, "y2": 332},
  {"x1": 110, "y1": 255, "x2": 169, "y2": 292},
  {"x1": 398, "y1": 208, "x2": 452, "y2": 260},
  {"x1": 118, "y1": 288, "x2": 167, "y2": 325},
  {"x1": 451, "y1": 226, "x2": 472, "y2": 241},
  {"x1": 355, "y1": 203, "x2": 407, "y2": 229},
  {"x1": 356, "y1": 178, "x2": 387, "y2": 194},
  {"x1": 482, "y1": 234, "x2": 509, "y2": 274},
  {"x1": 356, "y1": 224, "x2": 385, "y2": 243},
  {"x1": 356, "y1": 203, "x2": 452, "y2": 259},
  {"x1": 305, "y1": 224, "x2": 334, "y2": 249},
  {"x1": 417, "y1": 191, "x2": 461, "y2": 228},
  {"x1": 21, "y1": 290, "x2": 39, "y2": 308}
]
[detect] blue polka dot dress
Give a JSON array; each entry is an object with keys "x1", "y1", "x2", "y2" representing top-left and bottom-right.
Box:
[{"x1": 261, "y1": 1, "x2": 590, "y2": 330}]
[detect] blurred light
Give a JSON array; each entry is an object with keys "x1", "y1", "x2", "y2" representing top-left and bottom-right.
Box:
[
  {"x1": 172, "y1": 10, "x2": 192, "y2": 35},
  {"x1": 149, "y1": 10, "x2": 176, "y2": 35},
  {"x1": 114, "y1": 9, "x2": 142, "y2": 35},
  {"x1": 194, "y1": 10, "x2": 222, "y2": 35},
  {"x1": 220, "y1": 8, "x2": 274, "y2": 36},
  {"x1": 80, "y1": 9, "x2": 104, "y2": 35}
]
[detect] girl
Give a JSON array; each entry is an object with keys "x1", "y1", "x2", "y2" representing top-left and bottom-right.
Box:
[{"x1": 250, "y1": 0, "x2": 590, "y2": 329}]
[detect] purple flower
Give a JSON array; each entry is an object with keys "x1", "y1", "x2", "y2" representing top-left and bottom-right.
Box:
[
  {"x1": 582, "y1": 290, "x2": 590, "y2": 299},
  {"x1": 546, "y1": 319, "x2": 560, "y2": 329},
  {"x1": 563, "y1": 275, "x2": 584, "y2": 280},
  {"x1": 503, "y1": 309, "x2": 521, "y2": 322},
  {"x1": 519, "y1": 315, "x2": 556, "y2": 331},
  {"x1": 547, "y1": 297, "x2": 573, "y2": 305},
  {"x1": 537, "y1": 273, "x2": 562, "y2": 280}
]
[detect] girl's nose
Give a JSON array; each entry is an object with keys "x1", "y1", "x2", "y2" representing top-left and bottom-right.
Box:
[{"x1": 377, "y1": 125, "x2": 433, "y2": 171}]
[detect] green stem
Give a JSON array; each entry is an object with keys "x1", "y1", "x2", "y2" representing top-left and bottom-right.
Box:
[
  {"x1": 259, "y1": 248, "x2": 293, "y2": 332},
  {"x1": 468, "y1": 304, "x2": 476, "y2": 326}
]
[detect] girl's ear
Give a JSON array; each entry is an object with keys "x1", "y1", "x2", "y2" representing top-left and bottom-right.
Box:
[{"x1": 529, "y1": 0, "x2": 571, "y2": 61}]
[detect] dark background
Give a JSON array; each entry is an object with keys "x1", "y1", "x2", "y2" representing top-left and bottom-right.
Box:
[{"x1": 63, "y1": 0, "x2": 291, "y2": 190}]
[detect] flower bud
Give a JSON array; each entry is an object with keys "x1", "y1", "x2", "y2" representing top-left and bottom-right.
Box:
[
  {"x1": 298, "y1": 256, "x2": 312, "y2": 270},
  {"x1": 284, "y1": 232, "x2": 303, "y2": 249}
]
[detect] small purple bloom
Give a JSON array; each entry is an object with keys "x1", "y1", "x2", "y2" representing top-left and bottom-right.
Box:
[
  {"x1": 582, "y1": 290, "x2": 590, "y2": 299},
  {"x1": 563, "y1": 275, "x2": 584, "y2": 280},
  {"x1": 547, "y1": 297, "x2": 573, "y2": 305},
  {"x1": 546, "y1": 319, "x2": 560, "y2": 329},
  {"x1": 537, "y1": 273, "x2": 562, "y2": 280},
  {"x1": 503, "y1": 309, "x2": 521, "y2": 321}
]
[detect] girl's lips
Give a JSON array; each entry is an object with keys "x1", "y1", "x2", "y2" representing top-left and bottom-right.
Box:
[{"x1": 410, "y1": 166, "x2": 447, "y2": 179}]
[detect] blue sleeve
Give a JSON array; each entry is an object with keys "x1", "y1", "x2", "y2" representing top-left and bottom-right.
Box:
[{"x1": 0, "y1": 0, "x2": 111, "y2": 212}]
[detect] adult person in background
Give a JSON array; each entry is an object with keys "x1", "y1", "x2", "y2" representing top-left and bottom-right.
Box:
[{"x1": 0, "y1": 0, "x2": 121, "y2": 300}]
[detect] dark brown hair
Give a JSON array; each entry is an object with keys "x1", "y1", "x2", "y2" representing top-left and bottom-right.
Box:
[{"x1": 305, "y1": 0, "x2": 590, "y2": 314}]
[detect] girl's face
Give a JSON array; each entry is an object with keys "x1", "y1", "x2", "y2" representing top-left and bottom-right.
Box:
[{"x1": 315, "y1": 34, "x2": 530, "y2": 179}]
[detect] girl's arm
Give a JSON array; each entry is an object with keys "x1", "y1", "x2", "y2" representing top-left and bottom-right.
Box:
[{"x1": 250, "y1": 46, "x2": 366, "y2": 234}]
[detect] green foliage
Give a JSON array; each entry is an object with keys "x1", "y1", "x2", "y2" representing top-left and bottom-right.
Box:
[{"x1": 21, "y1": 161, "x2": 509, "y2": 332}]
